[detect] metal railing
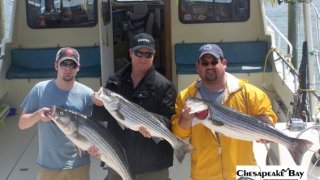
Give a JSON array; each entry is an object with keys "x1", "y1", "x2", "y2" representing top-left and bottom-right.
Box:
[
  {"x1": 311, "y1": 2, "x2": 320, "y2": 89},
  {"x1": 265, "y1": 14, "x2": 298, "y2": 92},
  {"x1": 264, "y1": 1, "x2": 320, "y2": 120},
  {"x1": 265, "y1": 15, "x2": 293, "y2": 55}
]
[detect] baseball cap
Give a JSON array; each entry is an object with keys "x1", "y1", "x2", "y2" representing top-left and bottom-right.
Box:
[
  {"x1": 55, "y1": 47, "x2": 80, "y2": 64},
  {"x1": 198, "y1": 44, "x2": 224, "y2": 60},
  {"x1": 130, "y1": 33, "x2": 155, "y2": 51}
]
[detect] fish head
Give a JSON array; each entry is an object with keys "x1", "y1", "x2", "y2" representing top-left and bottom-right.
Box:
[
  {"x1": 95, "y1": 87, "x2": 120, "y2": 111},
  {"x1": 186, "y1": 97, "x2": 210, "y2": 114},
  {"x1": 48, "y1": 105, "x2": 78, "y2": 135}
]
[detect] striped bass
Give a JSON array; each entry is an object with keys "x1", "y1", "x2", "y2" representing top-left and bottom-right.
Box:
[
  {"x1": 186, "y1": 97, "x2": 313, "y2": 165},
  {"x1": 95, "y1": 87, "x2": 195, "y2": 163},
  {"x1": 48, "y1": 105, "x2": 133, "y2": 180}
]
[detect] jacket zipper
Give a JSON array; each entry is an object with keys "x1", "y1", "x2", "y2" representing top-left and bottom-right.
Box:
[{"x1": 215, "y1": 132, "x2": 226, "y2": 180}]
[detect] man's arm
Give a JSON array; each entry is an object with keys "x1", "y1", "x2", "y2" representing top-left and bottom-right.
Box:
[
  {"x1": 178, "y1": 106, "x2": 196, "y2": 130},
  {"x1": 171, "y1": 93, "x2": 193, "y2": 139},
  {"x1": 18, "y1": 107, "x2": 51, "y2": 129}
]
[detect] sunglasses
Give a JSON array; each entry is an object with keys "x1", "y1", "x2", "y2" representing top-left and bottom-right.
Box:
[
  {"x1": 199, "y1": 60, "x2": 219, "y2": 67},
  {"x1": 134, "y1": 50, "x2": 154, "y2": 58},
  {"x1": 59, "y1": 61, "x2": 78, "y2": 69}
]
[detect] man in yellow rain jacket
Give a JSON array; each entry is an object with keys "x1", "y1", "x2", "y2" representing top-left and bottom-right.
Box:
[{"x1": 172, "y1": 44, "x2": 278, "y2": 180}]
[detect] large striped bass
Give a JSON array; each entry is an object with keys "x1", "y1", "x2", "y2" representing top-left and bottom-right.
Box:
[
  {"x1": 48, "y1": 106, "x2": 134, "y2": 180},
  {"x1": 186, "y1": 97, "x2": 313, "y2": 165},
  {"x1": 95, "y1": 87, "x2": 194, "y2": 163}
]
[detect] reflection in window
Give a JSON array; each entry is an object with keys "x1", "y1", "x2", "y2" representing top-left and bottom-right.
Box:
[
  {"x1": 179, "y1": 0, "x2": 249, "y2": 23},
  {"x1": 26, "y1": 0, "x2": 98, "y2": 28},
  {"x1": 102, "y1": 0, "x2": 110, "y2": 25}
]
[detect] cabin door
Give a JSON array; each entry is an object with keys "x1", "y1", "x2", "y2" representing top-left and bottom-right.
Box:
[
  {"x1": 110, "y1": 1, "x2": 171, "y2": 80},
  {"x1": 99, "y1": 0, "x2": 114, "y2": 84}
]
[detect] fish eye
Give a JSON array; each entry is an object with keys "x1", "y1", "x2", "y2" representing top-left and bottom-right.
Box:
[{"x1": 60, "y1": 111, "x2": 64, "y2": 115}]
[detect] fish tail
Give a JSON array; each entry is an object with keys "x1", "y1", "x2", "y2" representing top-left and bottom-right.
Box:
[
  {"x1": 174, "y1": 138, "x2": 195, "y2": 163},
  {"x1": 288, "y1": 138, "x2": 313, "y2": 165}
]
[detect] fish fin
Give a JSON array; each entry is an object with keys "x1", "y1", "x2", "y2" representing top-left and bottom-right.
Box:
[
  {"x1": 71, "y1": 133, "x2": 87, "y2": 157},
  {"x1": 151, "y1": 113, "x2": 167, "y2": 126},
  {"x1": 114, "y1": 110, "x2": 126, "y2": 130},
  {"x1": 117, "y1": 121, "x2": 126, "y2": 130},
  {"x1": 210, "y1": 118, "x2": 224, "y2": 126},
  {"x1": 174, "y1": 138, "x2": 195, "y2": 163},
  {"x1": 287, "y1": 138, "x2": 313, "y2": 165},
  {"x1": 115, "y1": 110, "x2": 125, "y2": 121},
  {"x1": 98, "y1": 121, "x2": 108, "y2": 129},
  {"x1": 152, "y1": 136, "x2": 163, "y2": 144}
]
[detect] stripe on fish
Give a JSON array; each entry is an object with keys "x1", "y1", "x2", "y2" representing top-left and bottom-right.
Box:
[
  {"x1": 95, "y1": 87, "x2": 195, "y2": 163},
  {"x1": 48, "y1": 105, "x2": 134, "y2": 180},
  {"x1": 186, "y1": 97, "x2": 313, "y2": 165}
]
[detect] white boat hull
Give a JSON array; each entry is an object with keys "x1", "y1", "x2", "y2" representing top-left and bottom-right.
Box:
[{"x1": 254, "y1": 122, "x2": 320, "y2": 180}]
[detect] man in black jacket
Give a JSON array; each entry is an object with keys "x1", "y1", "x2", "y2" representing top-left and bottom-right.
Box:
[{"x1": 92, "y1": 33, "x2": 177, "y2": 180}]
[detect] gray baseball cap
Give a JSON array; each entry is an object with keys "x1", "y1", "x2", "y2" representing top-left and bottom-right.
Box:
[{"x1": 198, "y1": 44, "x2": 224, "y2": 59}]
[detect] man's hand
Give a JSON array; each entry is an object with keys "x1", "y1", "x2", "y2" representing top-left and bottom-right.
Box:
[
  {"x1": 87, "y1": 146, "x2": 101, "y2": 158},
  {"x1": 138, "y1": 126, "x2": 152, "y2": 138},
  {"x1": 38, "y1": 107, "x2": 52, "y2": 122},
  {"x1": 256, "y1": 114, "x2": 274, "y2": 144},
  {"x1": 92, "y1": 92, "x2": 103, "y2": 106},
  {"x1": 178, "y1": 106, "x2": 195, "y2": 129}
]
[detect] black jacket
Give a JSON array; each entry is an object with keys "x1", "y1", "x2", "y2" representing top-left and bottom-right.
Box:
[{"x1": 92, "y1": 64, "x2": 177, "y2": 175}]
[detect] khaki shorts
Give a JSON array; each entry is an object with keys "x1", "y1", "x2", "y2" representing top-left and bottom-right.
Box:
[
  {"x1": 37, "y1": 164, "x2": 90, "y2": 180},
  {"x1": 105, "y1": 168, "x2": 170, "y2": 180}
]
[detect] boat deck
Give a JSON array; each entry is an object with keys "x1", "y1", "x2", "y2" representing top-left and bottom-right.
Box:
[{"x1": 0, "y1": 113, "x2": 190, "y2": 180}]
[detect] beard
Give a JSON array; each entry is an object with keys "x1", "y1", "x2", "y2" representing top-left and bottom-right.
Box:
[
  {"x1": 204, "y1": 71, "x2": 218, "y2": 81},
  {"x1": 62, "y1": 74, "x2": 74, "y2": 81}
]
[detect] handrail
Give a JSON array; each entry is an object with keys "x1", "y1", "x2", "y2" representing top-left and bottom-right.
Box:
[
  {"x1": 265, "y1": 15, "x2": 293, "y2": 55},
  {"x1": 0, "y1": 37, "x2": 9, "y2": 73},
  {"x1": 264, "y1": 14, "x2": 297, "y2": 90},
  {"x1": 263, "y1": 6, "x2": 320, "y2": 120},
  {"x1": 310, "y1": 2, "x2": 320, "y2": 86},
  {"x1": 0, "y1": 0, "x2": 15, "y2": 75},
  {"x1": 0, "y1": 39, "x2": 5, "y2": 72}
]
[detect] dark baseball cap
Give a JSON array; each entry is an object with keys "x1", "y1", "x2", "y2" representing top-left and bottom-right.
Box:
[
  {"x1": 198, "y1": 44, "x2": 224, "y2": 59},
  {"x1": 55, "y1": 47, "x2": 80, "y2": 64},
  {"x1": 130, "y1": 33, "x2": 155, "y2": 51}
]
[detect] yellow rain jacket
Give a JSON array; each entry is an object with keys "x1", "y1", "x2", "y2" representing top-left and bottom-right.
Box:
[{"x1": 172, "y1": 73, "x2": 278, "y2": 180}]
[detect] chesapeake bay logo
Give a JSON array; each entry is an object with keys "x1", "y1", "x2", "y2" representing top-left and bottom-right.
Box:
[{"x1": 236, "y1": 165, "x2": 307, "y2": 180}]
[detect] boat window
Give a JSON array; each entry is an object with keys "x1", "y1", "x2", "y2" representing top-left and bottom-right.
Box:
[
  {"x1": 179, "y1": 0, "x2": 250, "y2": 23},
  {"x1": 102, "y1": 0, "x2": 111, "y2": 25},
  {"x1": 26, "y1": 0, "x2": 98, "y2": 28}
]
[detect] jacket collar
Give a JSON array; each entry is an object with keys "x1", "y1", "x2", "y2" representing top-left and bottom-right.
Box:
[
  {"x1": 190, "y1": 72, "x2": 245, "y2": 102},
  {"x1": 110, "y1": 63, "x2": 156, "y2": 98},
  {"x1": 225, "y1": 72, "x2": 243, "y2": 93}
]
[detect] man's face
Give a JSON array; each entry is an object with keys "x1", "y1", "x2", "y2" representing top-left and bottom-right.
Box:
[
  {"x1": 56, "y1": 59, "x2": 79, "y2": 81},
  {"x1": 130, "y1": 47, "x2": 155, "y2": 72},
  {"x1": 196, "y1": 53, "x2": 226, "y2": 82}
]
